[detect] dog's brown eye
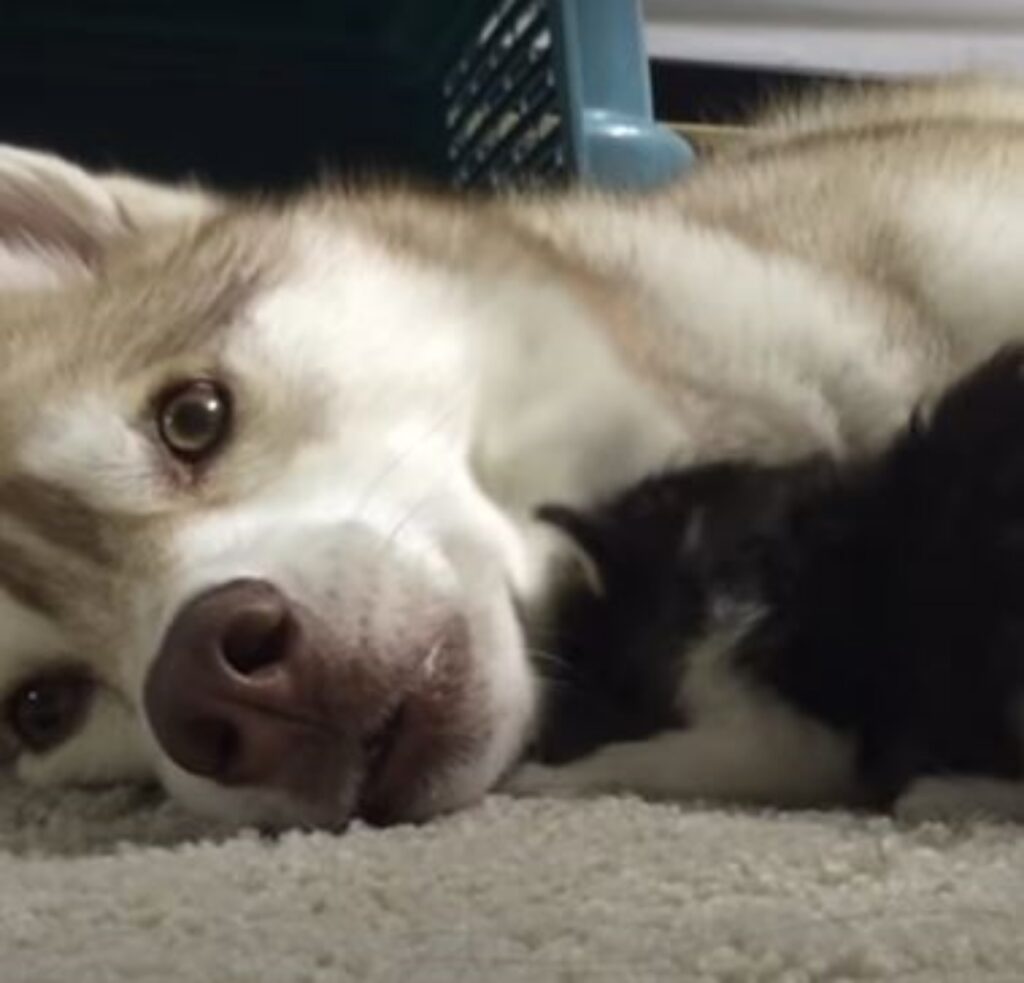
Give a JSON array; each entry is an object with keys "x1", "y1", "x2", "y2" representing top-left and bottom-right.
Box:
[
  {"x1": 6, "y1": 671, "x2": 93, "y2": 753},
  {"x1": 157, "y1": 380, "x2": 231, "y2": 461}
]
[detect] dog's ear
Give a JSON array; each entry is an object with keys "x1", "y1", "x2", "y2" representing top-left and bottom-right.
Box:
[
  {"x1": 0, "y1": 145, "x2": 216, "y2": 290},
  {"x1": 917, "y1": 346, "x2": 1024, "y2": 453},
  {"x1": 536, "y1": 504, "x2": 610, "y2": 596},
  {"x1": 901, "y1": 346, "x2": 1024, "y2": 501}
]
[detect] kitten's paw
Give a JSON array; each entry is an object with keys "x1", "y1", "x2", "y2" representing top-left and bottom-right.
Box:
[
  {"x1": 500, "y1": 762, "x2": 589, "y2": 799},
  {"x1": 894, "y1": 775, "x2": 1024, "y2": 824},
  {"x1": 893, "y1": 777, "x2": 966, "y2": 823}
]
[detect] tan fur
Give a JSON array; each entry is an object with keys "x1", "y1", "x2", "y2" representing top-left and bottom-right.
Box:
[{"x1": 1, "y1": 78, "x2": 1024, "y2": 826}]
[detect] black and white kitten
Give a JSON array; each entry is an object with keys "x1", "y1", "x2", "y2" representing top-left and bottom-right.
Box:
[{"x1": 513, "y1": 347, "x2": 1024, "y2": 819}]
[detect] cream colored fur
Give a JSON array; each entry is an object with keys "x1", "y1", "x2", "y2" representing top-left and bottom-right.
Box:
[{"x1": 0, "y1": 78, "x2": 1022, "y2": 827}]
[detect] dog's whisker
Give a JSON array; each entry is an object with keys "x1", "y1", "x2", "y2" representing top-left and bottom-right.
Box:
[
  {"x1": 527, "y1": 646, "x2": 572, "y2": 674},
  {"x1": 422, "y1": 638, "x2": 444, "y2": 680},
  {"x1": 371, "y1": 484, "x2": 443, "y2": 562},
  {"x1": 351, "y1": 388, "x2": 471, "y2": 527}
]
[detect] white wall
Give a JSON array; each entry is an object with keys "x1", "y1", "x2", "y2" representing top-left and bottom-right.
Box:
[{"x1": 642, "y1": 0, "x2": 1024, "y2": 76}]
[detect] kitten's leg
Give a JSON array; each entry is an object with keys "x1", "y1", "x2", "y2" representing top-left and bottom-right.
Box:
[
  {"x1": 894, "y1": 775, "x2": 1024, "y2": 823},
  {"x1": 504, "y1": 717, "x2": 856, "y2": 808}
]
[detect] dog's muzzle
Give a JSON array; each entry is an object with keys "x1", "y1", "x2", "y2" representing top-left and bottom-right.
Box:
[
  {"x1": 144, "y1": 579, "x2": 315, "y2": 787},
  {"x1": 143, "y1": 574, "x2": 477, "y2": 826}
]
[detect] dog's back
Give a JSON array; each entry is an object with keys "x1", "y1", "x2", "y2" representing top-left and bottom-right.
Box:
[{"x1": 503, "y1": 77, "x2": 1024, "y2": 471}]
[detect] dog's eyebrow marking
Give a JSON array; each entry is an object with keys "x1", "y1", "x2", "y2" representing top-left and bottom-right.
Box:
[
  {"x1": 0, "y1": 477, "x2": 112, "y2": 566},
  {"x1": 106, "y1": 216, "x2": 279, "y2": 371},
  {"x1": 0, "y1": 534, "x2": 67, "y2": 619},
  {"x1": 119, "y1": 271, "x2": 261, "y2": 368}
]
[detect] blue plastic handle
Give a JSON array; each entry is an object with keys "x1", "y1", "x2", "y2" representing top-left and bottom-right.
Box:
[{"x1": 555, "y1": 0, "x2": 695, "y2": 189}]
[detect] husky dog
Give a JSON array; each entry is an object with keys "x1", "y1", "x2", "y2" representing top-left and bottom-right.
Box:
[
  {"x1": 3, "y1": 79, "x2": 1024, "y2": 829},
  {"x1": 518, "y1": 347, "x2": 1024, "y2": 816}
]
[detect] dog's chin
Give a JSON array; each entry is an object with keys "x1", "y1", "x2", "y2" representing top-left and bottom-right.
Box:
[{"x1": 152, "y1": 582, "x2": 536, "y2": 831}]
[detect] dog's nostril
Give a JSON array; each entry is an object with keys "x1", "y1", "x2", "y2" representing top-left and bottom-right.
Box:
[
  {"x1": 221, "y1": 607, "x2": 291, "y2": 676},
  {"x1": 187, "y1": 717, "x2": 241, "y2": 779}
]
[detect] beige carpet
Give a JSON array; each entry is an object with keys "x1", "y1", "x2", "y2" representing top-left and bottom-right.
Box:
[{"x1": 1, "y1": 778, "x2": 1022, "y2": 983}]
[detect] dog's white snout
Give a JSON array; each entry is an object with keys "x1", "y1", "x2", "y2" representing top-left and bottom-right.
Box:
[{"x1": 148, "y1": 518, "x2": 479, "y2": 825}]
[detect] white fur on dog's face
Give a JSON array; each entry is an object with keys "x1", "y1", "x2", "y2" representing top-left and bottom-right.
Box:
[
  {"x1": 140, "y1": 226, "x2": 540, "y2": 825},
  {"x1": 0, "y1": 144, "x2": 686, "y2": 830},
  {"x1": 0, "y1": 153, "x2": 565, "y2": 828}
]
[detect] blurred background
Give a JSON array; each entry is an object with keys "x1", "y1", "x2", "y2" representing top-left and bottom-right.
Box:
[{"x1": 1, "y1": 1, "x2": 1019, "y2": 189}]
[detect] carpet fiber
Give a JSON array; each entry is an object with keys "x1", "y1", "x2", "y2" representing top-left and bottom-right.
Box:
[{"x1": 1, "y1": 780, "x2": 1022, "y2": 982}]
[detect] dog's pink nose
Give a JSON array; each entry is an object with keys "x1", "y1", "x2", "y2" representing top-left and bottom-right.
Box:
[{"x1": 144, "y1": 579, "x2": 313, "y2": 785}]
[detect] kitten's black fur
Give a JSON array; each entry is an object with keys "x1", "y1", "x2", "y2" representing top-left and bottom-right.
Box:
[{"x1": 535, "y1": 347, "x2": 1024, "y2": 805}]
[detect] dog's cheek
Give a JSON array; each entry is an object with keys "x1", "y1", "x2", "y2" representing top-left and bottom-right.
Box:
[
  {"x1": 152, "y1": 761, "x2": 328, "y2": 829},
  {"x1": 15, "y1": 688, "x2": 154, "y2": 787}
]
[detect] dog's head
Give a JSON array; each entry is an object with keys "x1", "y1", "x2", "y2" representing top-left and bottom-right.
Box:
[{"x1": 0, "y1": 148, "x2": 541, "y2": 829}]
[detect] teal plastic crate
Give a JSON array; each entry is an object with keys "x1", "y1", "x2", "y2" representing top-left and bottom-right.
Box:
[
  {"x1": 0, "y1": 0, "x2": 693, "y2": 190},
  {"x1": 443, "y1": 0, "x2": 694, "y2": 188}
]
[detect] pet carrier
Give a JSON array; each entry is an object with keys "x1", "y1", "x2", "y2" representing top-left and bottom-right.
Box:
[
  {"x1": 442, "y1": 0, "x2": 694, "y2": 188},
  {"x1": 0, "y1": 0, "x2": 693, "y2": 190}
]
